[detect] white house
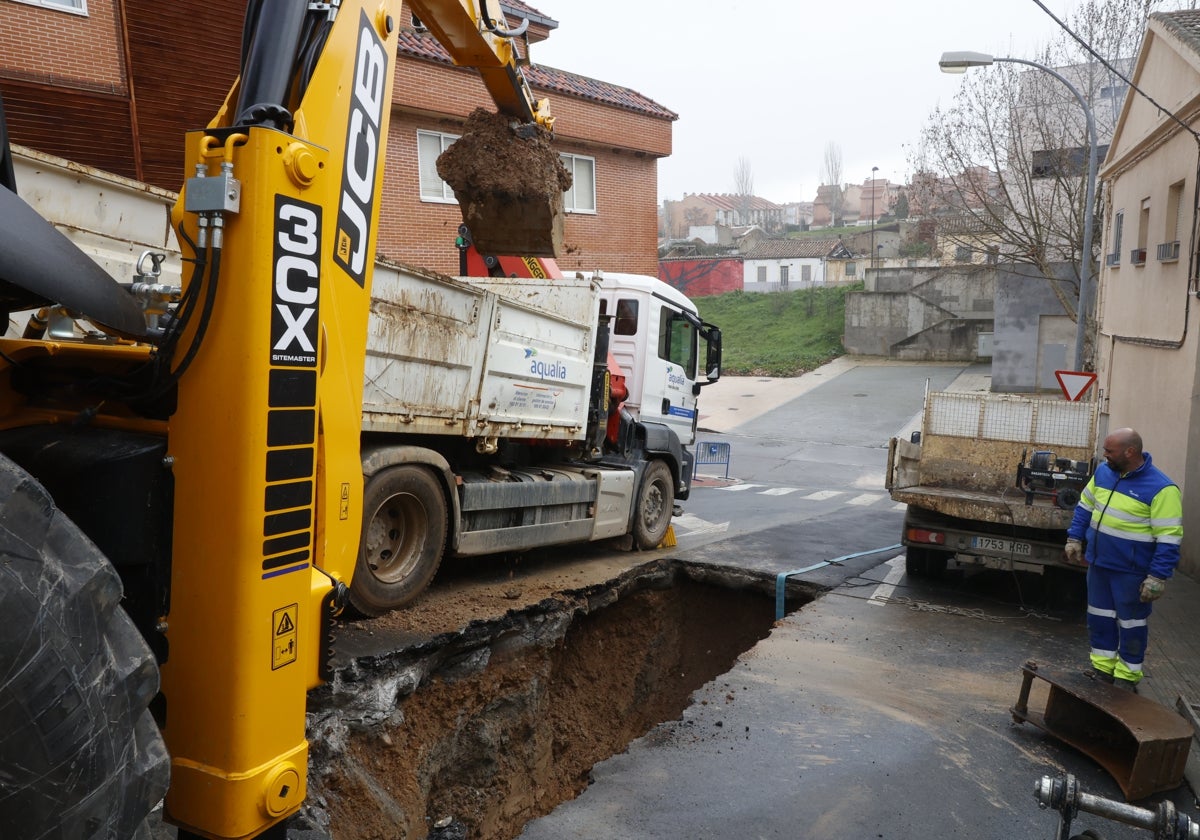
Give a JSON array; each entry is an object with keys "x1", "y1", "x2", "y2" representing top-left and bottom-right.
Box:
[{"x1": 741, "y1": 238, "x2": 854, "y2": 292}]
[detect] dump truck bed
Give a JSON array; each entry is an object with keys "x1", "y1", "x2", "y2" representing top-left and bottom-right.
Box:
[
  {"x1": 887, "y1": 437, "x2": 1077, "y2": 530},
  {"x1": 363, "y1": 260, "x2": 599, "y2": 443},
  {"x1": 889, "y1": 485, "x2": 1074, "y2": 530},
  {"x1": 887, "y1": 391, "x2": 1097, "y2": 572}
]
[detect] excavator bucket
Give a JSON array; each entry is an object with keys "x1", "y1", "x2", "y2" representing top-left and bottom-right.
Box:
[
  {"x1": 1012, "y1": 661, "x2": 1193, "y2": 800},
  {"x1": 437, "y1": 108, "x2": 570, "y2": 258},
  {"x1": 457, "y1": 188, "x2": 564, "y2": 258}
]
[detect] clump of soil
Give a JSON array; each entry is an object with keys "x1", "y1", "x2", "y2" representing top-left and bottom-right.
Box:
[{"x1": 437, "y1": 108, "x2": 572, "y2": 258}]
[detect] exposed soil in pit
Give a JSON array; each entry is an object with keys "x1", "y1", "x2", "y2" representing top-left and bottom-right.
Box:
[{"x1": 304, "y1": 565, "x2": 801, "y2": 839}]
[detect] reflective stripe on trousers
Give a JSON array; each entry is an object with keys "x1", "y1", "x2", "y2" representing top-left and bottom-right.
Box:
[{"x1": 1087, "y1": 564, "x2": 1152, "y2": 684}]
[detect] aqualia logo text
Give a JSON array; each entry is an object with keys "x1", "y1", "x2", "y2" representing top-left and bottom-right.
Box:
[
  {"x1": 526, "y1": 348, "x2": 568, "y2": 380},
  {"x1": 667, "y1": 370, "x2": 686, "y2": 388}
]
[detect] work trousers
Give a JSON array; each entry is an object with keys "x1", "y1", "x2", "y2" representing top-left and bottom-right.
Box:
[{"x1": 1086, "y1": 564, "x2": 1152, "y2": 683}]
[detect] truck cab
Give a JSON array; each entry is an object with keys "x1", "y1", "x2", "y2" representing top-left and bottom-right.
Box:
[{"x1": 598, "y1": 272, "x2": 721, "y2": 448}]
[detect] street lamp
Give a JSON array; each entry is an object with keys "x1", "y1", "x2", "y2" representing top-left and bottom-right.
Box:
[
  {"x1": 939, "y1": 50, "x2": 1097, "y2": 372},
  {"x1": 870, "y1": 166, "x2": 879, "y2": 271}
]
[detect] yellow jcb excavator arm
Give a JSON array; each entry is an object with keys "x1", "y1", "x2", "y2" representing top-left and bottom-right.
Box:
[
  {"x1": 158, "y1": 1, "x2": 554, "y2": 838},
  {"x1": 409, "y1": 0, "x2": 554, "y2": 130}
]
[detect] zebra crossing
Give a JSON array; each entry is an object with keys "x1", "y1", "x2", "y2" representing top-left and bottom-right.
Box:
[
  {"x1": 671, "y1": 481, "x2": 907, "y2": 542},
  {"x1": 706, "y1": 483, "x2": 902, "y2": 510}
]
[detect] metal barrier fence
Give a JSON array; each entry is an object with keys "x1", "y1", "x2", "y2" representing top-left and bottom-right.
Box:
[{"x1": 693, "y1": 440, "x2": 731, "y2": 479}]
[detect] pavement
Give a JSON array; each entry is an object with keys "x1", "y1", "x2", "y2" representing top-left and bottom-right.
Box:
[
  {"x1": 518, "y1": 358, "x2": 1200, "y2": 839},
  {"x1": 700, "y1": 357, "x2": 1200, "y2": 726}
]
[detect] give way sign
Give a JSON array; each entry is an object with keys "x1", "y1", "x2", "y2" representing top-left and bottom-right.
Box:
[{"x1": 1055, "y1": 370, "x2": 1098, "y2": 402}]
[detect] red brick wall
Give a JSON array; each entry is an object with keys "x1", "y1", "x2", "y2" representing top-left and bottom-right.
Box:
[
  {"x1": 659, "y1": 258, "x2": 744, "y2": 297},
  {"x1": 0, "y1": 80, "x2": 135, "y2": 178},
  {"x1": 124, "y1": 0, "x2": 242, "y2": 188},
  {"x1": 1, "y1": 5, "x2": 671, "y2": 278},
  {"x1": 0, "y1": 0, "x2": 125, "y2": 89},
  {"x1": 380, "y1": 110, "x2": 662, "y2": 277},
  {"x1": 385, "y1": 51, "x2": 669, "y2": 277},
  {"x1": 0, "y1": 0, "x2": 135, "y2": 177}
]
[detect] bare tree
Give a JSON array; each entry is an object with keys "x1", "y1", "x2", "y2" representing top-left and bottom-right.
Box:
[
  {"x1": 820, "y1": 143, "x2": 845, "y2": 226},
  {"x1": 733, "y1": 156, "x2": 754, "y2": 227},
  {"x1": 912, "y1": 0, "x2": 1162, "y2": 309}
]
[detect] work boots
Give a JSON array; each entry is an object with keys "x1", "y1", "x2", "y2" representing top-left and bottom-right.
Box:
[{"x1": 1114, "y1": 677, "x2": 1139, "y2": 694}]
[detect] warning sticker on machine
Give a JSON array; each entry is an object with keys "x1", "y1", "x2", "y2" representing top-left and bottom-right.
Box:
[{"x1": 272, "y1": 603, "x2": 298, "y2": 670}]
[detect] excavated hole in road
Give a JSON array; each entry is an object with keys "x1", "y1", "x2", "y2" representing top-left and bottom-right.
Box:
[{"x1": 302, "y1": 562, "x2": 814, "y2": 840}]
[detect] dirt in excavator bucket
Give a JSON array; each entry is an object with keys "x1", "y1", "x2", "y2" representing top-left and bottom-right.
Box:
[{"x1": 437, "y1": 108, "x2": 572, "y2": 258}]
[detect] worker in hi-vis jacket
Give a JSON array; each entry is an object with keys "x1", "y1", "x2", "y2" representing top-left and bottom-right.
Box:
[{"x1": 1065, "y1": 428, "x2": 1183, "y2": 692}]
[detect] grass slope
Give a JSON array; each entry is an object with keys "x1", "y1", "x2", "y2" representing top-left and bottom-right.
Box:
[{"x1": 693, "y1": 284, "x2": 859, "y2": 377}]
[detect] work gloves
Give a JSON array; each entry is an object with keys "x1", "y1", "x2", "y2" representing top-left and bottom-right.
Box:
[
  {"x1": 1064, "y1": 539, "x2": 1085, "y2": 566},
  {"x1": 1140, "y1": 575, "x2": 1167, "y2": 602}
]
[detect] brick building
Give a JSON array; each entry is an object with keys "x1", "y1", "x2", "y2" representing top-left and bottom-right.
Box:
[{"x1": 0, "y1": 0, "x2": 675, "y2": 276}]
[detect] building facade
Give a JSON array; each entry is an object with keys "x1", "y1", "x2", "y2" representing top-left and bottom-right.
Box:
[
  {"x1": 1095, "y1": 10, "x2": 1200, "y2": 575},
  {"x1": 0, "y1": 0, "x2": 675, "y2": 276}
]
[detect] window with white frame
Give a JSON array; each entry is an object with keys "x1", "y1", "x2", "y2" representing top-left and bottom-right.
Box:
[
  {"x1": 417, "y1": 130, "x2": 459, "y2": 203},
  {"x1": 756, "y1": 266, "x2": 767, "y2": 283},
  {"x1": 14, "y1": 0, "x2": 86, "y2": 12},
  {"x1": 560, "y1": 153, "x2": 596, "y2": 213},
  {"x1": 779, "y1": 265, "x2": 789, "y2": 288}
]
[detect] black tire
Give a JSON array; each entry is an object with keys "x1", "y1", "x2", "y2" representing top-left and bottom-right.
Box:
[
  {"x1": 0, "y1": 453, "x2": 169, "y2": 840},
  {"x1": 632, "y1": 459, "x2": 674, "y2": 550},
  {"x1": 905, "y1": 545, "x2": 949, "y2": 578},
  {"x1": 1056, "y1": 487, "x2": 1081, "y2": 509},
  {"x1": 349, "y1": 466, "x2": 447, "y2": 616}
]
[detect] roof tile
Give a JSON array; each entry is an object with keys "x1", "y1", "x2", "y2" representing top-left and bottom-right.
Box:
[
  {"x1": 1154, "y1": 10, "x2": 1200, "y2": 56},
  {"x1": 743, "y1": 239, "x2": 848, "y2": 259},
  {"x1": 396, "y1": 29, "x2": 676, "y2": 120},
  {"x1": 688, "y1": 193, "x2": 783, "y2": 211}
]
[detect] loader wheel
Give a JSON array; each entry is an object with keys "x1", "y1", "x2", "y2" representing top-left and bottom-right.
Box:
[
  {"x1": 349, "y1": 466, "x2": 447, "y2": 616},
  {"x1": 633, "y1": 459, "x2": 674, "y2": 550},
  {"x1": 0, "y1": 453, "x2": 169, "y2": 840}
]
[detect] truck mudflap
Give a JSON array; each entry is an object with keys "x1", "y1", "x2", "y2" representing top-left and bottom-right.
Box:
[
  {"x1": 1012, "y1": 661, "x2": 1193, "y2": 800},
  {"x1": 637, "y1": 420, "x2": 690, "y2": 500}
]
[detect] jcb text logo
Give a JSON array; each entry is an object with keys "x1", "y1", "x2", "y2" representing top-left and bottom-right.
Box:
[
  {"x1": 334, "y1": 11, "x2": 387, "y2": 287},
  {"x1": 271, "y1": 195, "x2": 322, "y2": 367}
]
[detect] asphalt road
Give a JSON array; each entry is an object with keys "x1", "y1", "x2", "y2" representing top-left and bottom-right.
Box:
[{"x1": 518, "y1": 360, "x2": 1200, "y2": 840}]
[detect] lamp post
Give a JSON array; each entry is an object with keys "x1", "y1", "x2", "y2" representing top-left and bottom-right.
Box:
[
  {"x1": 870, "y1": 165, "x2": 879, "y2": 270},
  {"x1": 939, "y1": 51, "x2": 1097, "y2": 372}
]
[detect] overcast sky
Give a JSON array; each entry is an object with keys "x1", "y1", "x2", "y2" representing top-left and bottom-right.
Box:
[{"x1": 531, "y1": 0, "x2": 1128, "y2": 206}]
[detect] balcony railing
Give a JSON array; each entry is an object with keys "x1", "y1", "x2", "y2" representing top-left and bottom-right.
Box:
[
  {"x1": 1130, "y1": 248, "x2": 1147, "y2": 265},
  {"x1": 1105, "y1": 253, "x2": 1121, "y2": 267},
  {"x1": 1157, "y1": 241, "x2": 1180, "y2": 262}
]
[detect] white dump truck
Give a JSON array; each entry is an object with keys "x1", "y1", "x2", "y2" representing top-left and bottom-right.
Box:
[
  {"x1": 356, "y1": 260, "x2": 722, "y2": 613},
  {"x1": 886, "y1": 388, "x2": 1097, "y2": 578},
  {"x1": 10, "y1": 144, "x2": 723, "y2": 617}
]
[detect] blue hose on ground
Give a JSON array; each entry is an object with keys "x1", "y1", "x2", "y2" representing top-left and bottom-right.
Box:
[{"x1": 775, "y1": 544, "x2": 902, "y2": 620}]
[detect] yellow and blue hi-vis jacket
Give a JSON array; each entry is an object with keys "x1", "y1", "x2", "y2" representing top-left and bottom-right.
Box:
[{"x1": 1068, "y1": 452, "x2": 1183, "y2": 579}]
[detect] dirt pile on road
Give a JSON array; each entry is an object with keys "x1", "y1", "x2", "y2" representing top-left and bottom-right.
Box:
[{"x1": 436, "y1": 108, "x2": 571, "y2": 258}]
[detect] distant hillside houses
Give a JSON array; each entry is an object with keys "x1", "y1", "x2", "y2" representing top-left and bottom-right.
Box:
[{"x1": 662, "y1": 193, "x2": 785, "y2": 237}]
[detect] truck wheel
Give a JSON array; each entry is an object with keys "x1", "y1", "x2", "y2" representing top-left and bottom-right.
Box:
[
  {"x1": 633, "y1": 459, "x2": 674, "y2": 549},
  {"x1": 0, "y1": 454, "x2": 169, "y2": 840},
  {"x1": 350, "y1": 466, "x2": 447, "y2": 616},
  {"x1": 905, "y1": 546, "x2": 948, "y2": 578}
]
